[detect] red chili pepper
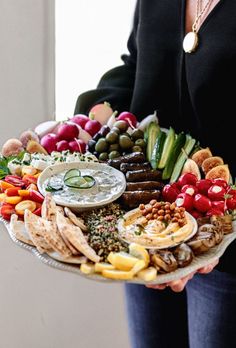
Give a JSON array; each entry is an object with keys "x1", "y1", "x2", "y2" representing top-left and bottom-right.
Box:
[
  {"x1": 207, "y1": 185, "x2": 226, "y2": 201},
  {"x1": 190, "y1": 209, "x2": 203, "y2": 220},
  {"x1": 177, "y1": 173, "x2": 197, "y2": 187},
  {"x1": 4, "y1": 175, "x2": 25, "y2": 187},
  {"x1": 161, "y1": 184, "x2": 180, "y2": 203},
  {"x1": 33, "y1": 206, "x2": 42, "y2": 216},
  {"x1": 196, "y1": 179, "x2": 212, "y2": 195},
  {"x1": 0, "y1": 203, "x2": 15, "y2": 221},
  {"x1": 227, "y1": 187, "x2": 236, "y2": 198},
  {"x1": 175, "y1": 193, "x2": 194, "y2": 212},
  {"x1": 181, "y1": 184, "x2": 198, "y2": 196},
  {"x1": 29, "y1": 190, "x2": 44, "y2": 204},
  {"x1": 5, "y1": 187, "x2": 21, "y2": 197},
  {"x1": 193, "y1": 194, "x2": 212, "y2": 213}
]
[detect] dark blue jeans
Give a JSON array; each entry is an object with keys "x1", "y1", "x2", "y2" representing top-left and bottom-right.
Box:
[{"x1": 125, "y1": 270, "x2": 236, "y2": 348}]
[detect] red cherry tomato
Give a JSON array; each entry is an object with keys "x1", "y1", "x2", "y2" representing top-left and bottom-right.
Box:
[
  {"x1": 193, "y1": 194, "x2": 212, "y2": 213},
  {"x1": 29, "y1": 190, "x2": 44, "y2": 204},
  {"x1": 5, "y1": 187, "x2": 21, "y2": 197},
  {"x1": 0, "y1": 203, "x2": 15, "y2": 221},
  {"x1": 175, "y1": 193, "x2": 194, "y2": 212},
  {"x1": 181, "y1": 184, "x2": 198, "y2": 196},
  {"x1": 161, "y1": 184, "x2": 180, "y2": 203},
  {"x1": 4, "y1": 175, "x2": 25, "y2": 187},
  {"x1": 190, "y1": 210, "x2": 203, "y2": 219},
  {"x1": 207, "y1": 185, "x2": 226, "y2": 201},
  {"x1": 22, "y1": 175, "x2": 38, "y2": 186},
  {"x1": 33, "y1": 206, "x2": 42, "y2": 216},
  {"x1": 177, "y1": 173, "x2": 197, "y2": 187},
  {"x1": 211, "y1": 178, "x2": 229, "y2": 189},
  {"x1": 196, "y1": 179, "x2": 212, "y2": 195}
]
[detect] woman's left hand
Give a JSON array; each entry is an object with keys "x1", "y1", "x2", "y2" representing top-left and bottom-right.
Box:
[{"x1": 146, "y1": 258, "x2": 219, "y2": 292}]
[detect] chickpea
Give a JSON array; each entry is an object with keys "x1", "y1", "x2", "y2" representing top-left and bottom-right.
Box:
[
  {"x1": 139, "y1": 204, "x2": 145, "y2": 210},
  {"x1": 157, "y1": 215, "x2": 164, "y2": 221},
  {"x1": 164, "y1": 204, "x2": 170, "y2": 210},
  {"x1": 158, "y1": 209, "x2": 165, "y2": 215},
  {"x1": 141, "y1": 209, "x2": 148, "y2": 216},
  {"x1": 170, "y1": 203, "x2": 176, "y2": 210},
  {"x1": 164, "y1": 214, "x2": 171, "y2": 221},
  {"x1": 165, "y1": 209, "x2": 171, "y2": 215},
  {"x1": 172, "y1": 217, "x2": 178, "y2": 223},
  {"x1": 150, "y1": 199, "x2": 157, "y2": 206},
  {"x1": 152, "y1": 208, "x2": 158, "y2": 214},
  {"x1": 146, "y1": 206, "x2": 153, "y2": 214},
  {"x1": 154, "y1": 202, "x2": 161, "y2": 209},
  {"x1": 178, "y1": 219, "x2": 185, "y2": 227},
  {"x1": 174, "y1": 213, "x2": 181, "y2": 219},
  {"x1": 146, "y1": 213, "x2": 153, "y2": 220},
  {"x1": 153, "y1": 214, "x2": 158, "y2": 219}
]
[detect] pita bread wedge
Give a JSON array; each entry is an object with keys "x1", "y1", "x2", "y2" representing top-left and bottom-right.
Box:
[
  {"x1": 41, "y1": 192, "x2": 57, "y2": 222},
  {"x1": 56, "y1": 211, "x2": 100, "y2": 263},
  {"x1": 47, "y1": 251, "x2": 87, "y2": 264},
  {"x1": 10, "y1": 214, "x2": 35, "y2": 246},
  {"x1": 24, "y1": 210, "x2": 53, "y2": 254},
  {"x1": 64, "y1": 207, "x2": 88, "y2": 232},
  {"x1": 57, "y1": 218, "x2": 81, "y2": 256}
]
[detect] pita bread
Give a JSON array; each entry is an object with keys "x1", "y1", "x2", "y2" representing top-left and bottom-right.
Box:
[
  {"x1": 10, "y1": 214, "x2": 35, "y2": 246},
  {"x1": 56, "y1": 211, "x2": 100, "y2": 263},
  {"x1": 47, "y1": 251, "x2": 87, "y2": 264},
  {"x1": 57, "y1": 217, "x2": 80, "y2": 256},
  {"x1": 41, "y1": 192, "x2": 57, "y2": 223},
  {"x1": 64, "y1": 207, "x2": 88, "y2": 232},
  {"x1": 24, "y1": 210, "x2": 53, "y2": 254}
]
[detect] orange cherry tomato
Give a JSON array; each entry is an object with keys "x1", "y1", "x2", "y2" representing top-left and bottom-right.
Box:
[
  {"x1": 22, "y1": 175, "x2": 38, "y2": 186},
  {"x1": 5, "y1": 196, "x2": 22, "y2": 205},
  {"x1": 0, "y1": 180, "x2": 15, "y2": 192},
  {"x1": 18, "y1": 190, "x2": 30, "y2": 197},
  {"x1": 15, "y1": 200, "x2": 37, "y2": 216}
]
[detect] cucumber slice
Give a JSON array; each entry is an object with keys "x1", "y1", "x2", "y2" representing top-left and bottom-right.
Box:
[
  {"x1": 64, "y1": 168, "x2": 81, "y2": 181},
  {"x1": 170, "y1": 135, "x2": 196, "y2": 183},
  {"x1": 162, "y1": 132, "x2": 186, "y2": 180},
  {"x1": 64, "y1": 175, "x2": 95, "y2": 189},
  {"x1": 146, "y1": 122, "x2": 161, "y2": 162},
  {"x1": 157, "y1": 127, "x2": 175, "y2": 169},
  {"x1": 150, "y1": 131, "x2": 166, "y2": 169}
]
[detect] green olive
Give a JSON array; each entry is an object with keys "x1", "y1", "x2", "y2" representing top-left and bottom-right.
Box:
[
  {"x1": 135, "y1": 138, "x2": 146, "y2": 148},
  {"x1": 113, "y1": 120, "x2": 128, "y2": 132},
  {"x1": 99, "y1": 152, "x2": 108, "y2": 161},
  {"x1": 108, "y1": 143, "x2": 120, "y2": 152},
  {"x1": 119, "y1": 135, "x2": 134, "y2": 149},
  {"x1": 105, "y1": 131, "x2": 119, "y2": 144},
  {"x1": 95, "y1": 138, "x2": 109, "y2": 153},
  {"x1": 109, "y1": 151, "x2": 121, "y2": 159},
  {"x1": 111, "y1": 126, "x2": 120, "y2": 134},
  {"x1": 132, "y1": 145, "x2": 143, "y2": 153},
  {"x1": 131, "y1": 128, "x2": 144, "y2": 140}
]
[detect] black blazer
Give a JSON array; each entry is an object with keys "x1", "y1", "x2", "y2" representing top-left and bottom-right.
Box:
[{"x1": 75, "y1": 0, "x2": 236, "y2": 274}]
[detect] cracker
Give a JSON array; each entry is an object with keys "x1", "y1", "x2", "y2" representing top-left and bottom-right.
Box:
[
  {"x1": 64, "y1": 207, "x2": 88, "y2": 232},
  {"x1": 10, "y1": 214, "x2": 35, "y2": 246},
  {"x1": 56, "y1": 211, "x2": 100, "y2": 263}
]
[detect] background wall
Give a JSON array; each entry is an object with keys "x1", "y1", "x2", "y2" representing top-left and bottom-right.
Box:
[{"x1": 0, "y1": 1, "x2": 132, "y2": 347}]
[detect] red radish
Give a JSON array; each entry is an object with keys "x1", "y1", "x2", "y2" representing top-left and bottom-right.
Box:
[
  {"x1": 84, "y1": 119, "x2": 101, "y2": 136},
  {"x1": 211, "y1": 200, "x2": 225, "y2": 212},
  {"x1": 212, "y1": 178, "x2": 229, "y2": 189},
  {"x1": 40, "y1": 133, "x2": 59, "y2": 154},
  {"x1": 175, "y1": 193, "x2": 194, "y2": 212},
  {"x1": 77, "y1": 126, "x2": 92, "y2": 144},
  {"x1": 69, "y1": 139, "x2": 86, "y2": 153},
  {"x1": 34, "y1": 120, "x2": 59, "y2": 139},
  {"x1": 57, "y1": 122, "x2": 79, "y2": 141},
  {"x1": 226, "y1": 197, "x2": 236, "y2": 210},
  {"x1": 196, "y1": 179, "x2": 212, "y2": 195},
  {"x1": 206, "y1": 208, "x2": 224, "y2": 217},
  {"x1": 207, "y1": 185, "x2": 226, "y2": 201},
  {"x1": 181, "y1": 184, "x2": 198, "y2": 196},
  {"x1": 70, "y1": 114, "x2": 89, "y2": 128},
  {"x1": 162, "y1": 184, "x2": 180, "y2": 202},
  {"x1": 117, "y1": 111, "x2": 137, "y2": 127},
  {"x1": 190, "y1": 210, "x2": 203, "y2": 219},
  {"x1": 177, "y1": 173, "x2": 197, "y2": 187},
  {"x1": 89, "y1": 102, "x2": 114, "y2": 125},
  {"x1": 193, "y1": 194, "x2": 212, "y2": 213},
  {"x1": 56, "y1": 140, "x2": 70, "y2": 152}
]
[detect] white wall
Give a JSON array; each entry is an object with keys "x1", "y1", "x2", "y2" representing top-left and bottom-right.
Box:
[
  {"x1": 56, "y1": 0, "x2": 137, "y2": 120},
  {"x1": 0, "y1": 0, "x2": 55, "y2": 146},
  {"x1": 0, "y1": 1, "x2": 131, "y2": 347}
]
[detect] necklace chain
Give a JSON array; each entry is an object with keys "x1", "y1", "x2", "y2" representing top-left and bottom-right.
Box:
[{"x1": 192, "y1": 0, "x2": 214, "y2": 32}]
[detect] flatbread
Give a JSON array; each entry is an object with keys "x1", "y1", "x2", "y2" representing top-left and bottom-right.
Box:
[
  {"x1": 57, "y1": 217, "x2": 81, "y2": 256},
  {"x1": 56, "y1": 211, "x2": 100, "y2": 263},
  {"x1": 41, "y1": 192, "x2": 57, "y2": 223},
  {"x1": 47, "y1": 251, "x2": 87, "y2": 264},
  {"x1": 10, "y1": 214, "x2": 35, "y2": 246},
  {"x1": 24, "y1": 210, "x2": 53, "y2": 254},
  {"x1": 64, "y1": 207, "x2": 88, "y2": 232}
]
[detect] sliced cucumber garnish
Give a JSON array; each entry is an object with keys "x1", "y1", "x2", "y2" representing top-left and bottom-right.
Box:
[
  {"x1": 46, "y1": 177, "x2": 63, "y2": 192},
  {"x1": 64, "y1": 168, "x2": 81, "y2": 181},
  {"x1": 64, "y1": 175, "x2": 95, "y2": 189}
]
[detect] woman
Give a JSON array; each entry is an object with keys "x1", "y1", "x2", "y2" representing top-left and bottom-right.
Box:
[{"x1": 75, "y1": 1, "x2": 236, "y2": 347}]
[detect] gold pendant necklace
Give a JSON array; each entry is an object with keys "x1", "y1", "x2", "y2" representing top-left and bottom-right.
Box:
[{"x1": 183, "y1": 0, "x2": 215, "y2": 53}]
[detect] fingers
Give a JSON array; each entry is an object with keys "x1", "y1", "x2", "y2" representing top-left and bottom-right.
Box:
[
  {"x1": 197, "y1": 259, "x2": 219, "y2": 274},
  {"x1": 167, "y1": 271, "x2": 196, "y2": 292},
  {"x1": 146, "y1": 283, "x2": 167, "y2": 290}
]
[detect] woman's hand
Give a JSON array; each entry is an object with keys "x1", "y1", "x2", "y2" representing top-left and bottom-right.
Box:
[{"x1": 146, "y1": 258, "x2": 219, "y2": 292}]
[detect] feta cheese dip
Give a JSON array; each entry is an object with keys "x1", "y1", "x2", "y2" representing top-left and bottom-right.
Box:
[{"x1": 38, "y1": 161, "x2": 126, "y2": 211}]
